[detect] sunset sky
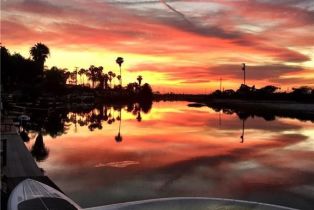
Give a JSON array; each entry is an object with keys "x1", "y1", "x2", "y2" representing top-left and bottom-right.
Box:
[{"x1": 2, "y1": 0, "x2": 314, "y2": 93}]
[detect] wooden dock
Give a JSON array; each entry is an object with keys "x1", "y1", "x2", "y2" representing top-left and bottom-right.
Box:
[
  {"x1": 1, "y1": 119, "x2": 62, "y2": 209},
  {"x1": 1, "y1": 134, "x2": 43, "y2": 177}
]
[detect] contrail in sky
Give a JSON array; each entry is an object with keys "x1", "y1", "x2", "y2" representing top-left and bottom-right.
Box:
[{"x1": 160, "y1": 0, "x2": 192, "y2": 25}]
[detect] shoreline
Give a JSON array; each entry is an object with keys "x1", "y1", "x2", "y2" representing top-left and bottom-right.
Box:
[
  {"x1": 202, "y1": 99, "x2": 314, "y2": 122},
  {"x1": 205, "y1": 99, "x2": 314, "y2": 113}
]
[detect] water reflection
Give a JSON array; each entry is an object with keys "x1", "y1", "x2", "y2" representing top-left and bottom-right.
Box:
[
  {"x1": 19, "y1": 129, "x2": 30, "y2": 142},
  {"x1": 20, "y1": 102, "x2": 152, "y2": 161},
  {"x1": 240, "y1": 119, "x2": 245, "y2": 143},
  {"x1": 22, "y1": 101, "x2": 314, "y2": 210},
  {"x1": 115, "y1": 109, "x2": 123, "y2": 143},
  {"x1": 31, "y1": 132, "x2": 49, "y2": 162}
]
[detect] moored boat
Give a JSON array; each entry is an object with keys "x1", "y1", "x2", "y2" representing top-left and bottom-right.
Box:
[
  {"x1": 8, "y1": 179, "x2": 299, "y2": 210},
  {"x1": 7, "y1": 179, "x2": 82, "y2": 210}
]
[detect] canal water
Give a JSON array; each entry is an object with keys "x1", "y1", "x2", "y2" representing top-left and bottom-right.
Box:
[{"x1": 24, "y1": 101, "x2": 314, "y2": 209}]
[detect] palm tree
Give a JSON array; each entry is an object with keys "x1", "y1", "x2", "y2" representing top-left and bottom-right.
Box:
[
  {"x1": 112, "y1": 73, "x2": 116, "y2": 88},
  {"x1": 108, "y1": 71, "x2": 113, "y2": 88},
  {"x1": 137, "y1": 75, "x2": 143, "y2": 86},
  {"x1": 70, "y1": 68, "x2": 78, "y2": 85},
  {"x1": 78, "y1": 68, "x2": 86, "y2": 86},
  {"x1": 86, "y1": 65, "x2": 101, "y2": 88},
  {"x1": 117, "y1": 75, "x2": 121, "y2": 85},
  {"x1": 103, "y1": 74, "x2": 109, "y2": 90},
  {"x1": 97, "y1": 66, "x2": 104, "y2": 88},
  {"x1": 98, "y1": 73, "x2": 105, "y2": 89},
  {"x1": 30, "y1": 43, "x2": 50, "y2": 75},
  {"x1": 136, "y1": 111, "x2": 142, "y2": 122},
  {"x1": 116, "y1": 57, "x2": 124, "y2": 87}
]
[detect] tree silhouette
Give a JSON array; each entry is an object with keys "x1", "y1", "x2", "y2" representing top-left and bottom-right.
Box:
[
  {"x1": 126, "y1": 82, "x2": 139, "y2": 94},
  {"x1": 258, "y1": 85, "x2": 279, "y2": 96},
  {"x1": 136, "y1": 111, "x2": 142, "y2": 122},
  {"x1": 30, "y1": 43, "x2": 50, "y2": 76},
  {"x1": 1, "y1": 47, "x2": 37, "y2": 89},
  {"x1": 69, "y1": 70, "x2": 78, "y2": 85},
  {"x1": 78, "y1": 68, "x2": 86, "y2": 86},
  {"x1": 115, "y1": 109, "x2": 123, "y2": 143},
  {"x1": 137, "y1": 75, "x2": 143, "y2": 87},
  {"x1": 43, "y1": 110, "x2": 69, "y2": 137},
  {"x1": 19, "y1": 130, "x2": 30, "y2": 142},
  {"x1": 116, "y1": 57, "x2": 124, "y2": 87},
  {"x1": 103, "y1": 74, "x2": 109, "y2": 90},
  {"x1": 43, "y1": 66, "x2": 68, "y2": 93},
  {"x1": 111, "y1": 72, "x2": 116, "y2": 88},
  {"x1": 98, "y1": 73, "x2": 105, "y2": 89},
  {"x1": 292, "y1": 86, "x2": 311, "y2": 95},
  {"x1": 86, "y1": 65, "x2": 96, "y2": 88},
  {"x1": 86, "y1": 65, "x2": 103, "y2": 88},
  {"x1": 31, "y1": 133, "x2": 49, "y2": 162},
  {"x1": 108, "y1": 71, "x2": 115, "y2": 89},
  {"x1": 139, "y1": 83, "x2": 153, "y2": 99},
  {"x1": 117, "y1": 75, "x2": 121, "y2": 88}
]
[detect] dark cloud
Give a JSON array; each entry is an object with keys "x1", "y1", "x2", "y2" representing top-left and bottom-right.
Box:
[
  {"x1": 270, "y1": 77, "x2": 314, "y2": 86},
  {"x1": 209, "y1": 64, "x2": 305, "y2": 80},
  {"x1": 3, "y1": 0, "x2": 65, "y2": 15},
  {"x1": 128, "y1": 63, "x2": 307, "y2": 85},
  {"x1": 180, "y1": 79, "x2": 210, "y2": 84}
]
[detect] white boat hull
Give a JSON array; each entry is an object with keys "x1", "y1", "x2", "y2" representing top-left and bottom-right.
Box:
[{"x1": 7, "y1": 179, "x2": 81, "y2": 210}]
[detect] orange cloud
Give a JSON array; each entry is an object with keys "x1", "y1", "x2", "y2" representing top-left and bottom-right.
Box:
[{"x1": 1, "y1": 0, "x2": 313, "y2": 93}]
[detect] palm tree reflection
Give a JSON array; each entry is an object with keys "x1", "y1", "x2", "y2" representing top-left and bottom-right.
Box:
[
  {"x1": 20, "y1": 102, "x2": 152, "y2": 157},
  {"x1": 17, "y1": 102, "x2": 151, "y2": 161},
  {"x1": 115, "y1": 109, "x2": 123, "y2": 143},
  {"x1": 19, "y1": 128, "x2": 30, "y2": 142},
  {"x1": 65, "y1": 102, "x2": 152, "y2": 142},
  {"x1": 31, "y1": 132, "x2": 49, "y2": 162},
  {"x1": 136, "y1": 111, "x2": 142, "y2": 122}
]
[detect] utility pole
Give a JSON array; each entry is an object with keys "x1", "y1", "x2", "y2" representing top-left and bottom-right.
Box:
[
  {"x1": 242, "y1": 63, "x2": 246, "y2": 85},
  {"x1": 219, "y1": 77, "x2": 222, "y2": 92}
]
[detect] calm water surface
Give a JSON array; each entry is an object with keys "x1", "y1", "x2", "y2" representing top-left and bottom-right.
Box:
[{"x1": 25, "y1": 101, "x2": 314, "y2": 209}]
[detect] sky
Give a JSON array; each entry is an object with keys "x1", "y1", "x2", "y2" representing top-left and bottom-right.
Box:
[{"x1": 1, "y1": 0, "x2": 314, "y2": 93}]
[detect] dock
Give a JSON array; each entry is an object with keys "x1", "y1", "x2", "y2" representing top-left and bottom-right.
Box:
[
  {"x1": 1, "y1": 118, "x2": 62, "y2": 209},
  {"x1": 2, "y1": 134, "x2": 42, "y2": 177}
]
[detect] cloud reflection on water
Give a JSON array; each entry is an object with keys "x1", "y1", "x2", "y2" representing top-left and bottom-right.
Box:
[{"x1": 27, "y1": 101, "x2": 314, "y2": 209}]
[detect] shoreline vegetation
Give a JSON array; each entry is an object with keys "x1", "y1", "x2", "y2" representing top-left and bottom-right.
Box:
[
  {"x1": 1, "y1": 43, "x2": 153, "y2": 106},
  {"x1": 1, "y1": 43, "x2": 314, "y2": 121}
]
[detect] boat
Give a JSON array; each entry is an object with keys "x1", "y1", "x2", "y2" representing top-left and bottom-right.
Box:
[
  {"x1": 7, "y1": 179, "x2": 82, "y2": 210},
  {"x1": 8, "y1": 179, "x2": 299, "y2": 210},
  {"x1": 17, "y1": 115, "x2": 30, "y2": 121},
  {"x1": 85, "y1": 197, "x2": 299, "y2": 210}
]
